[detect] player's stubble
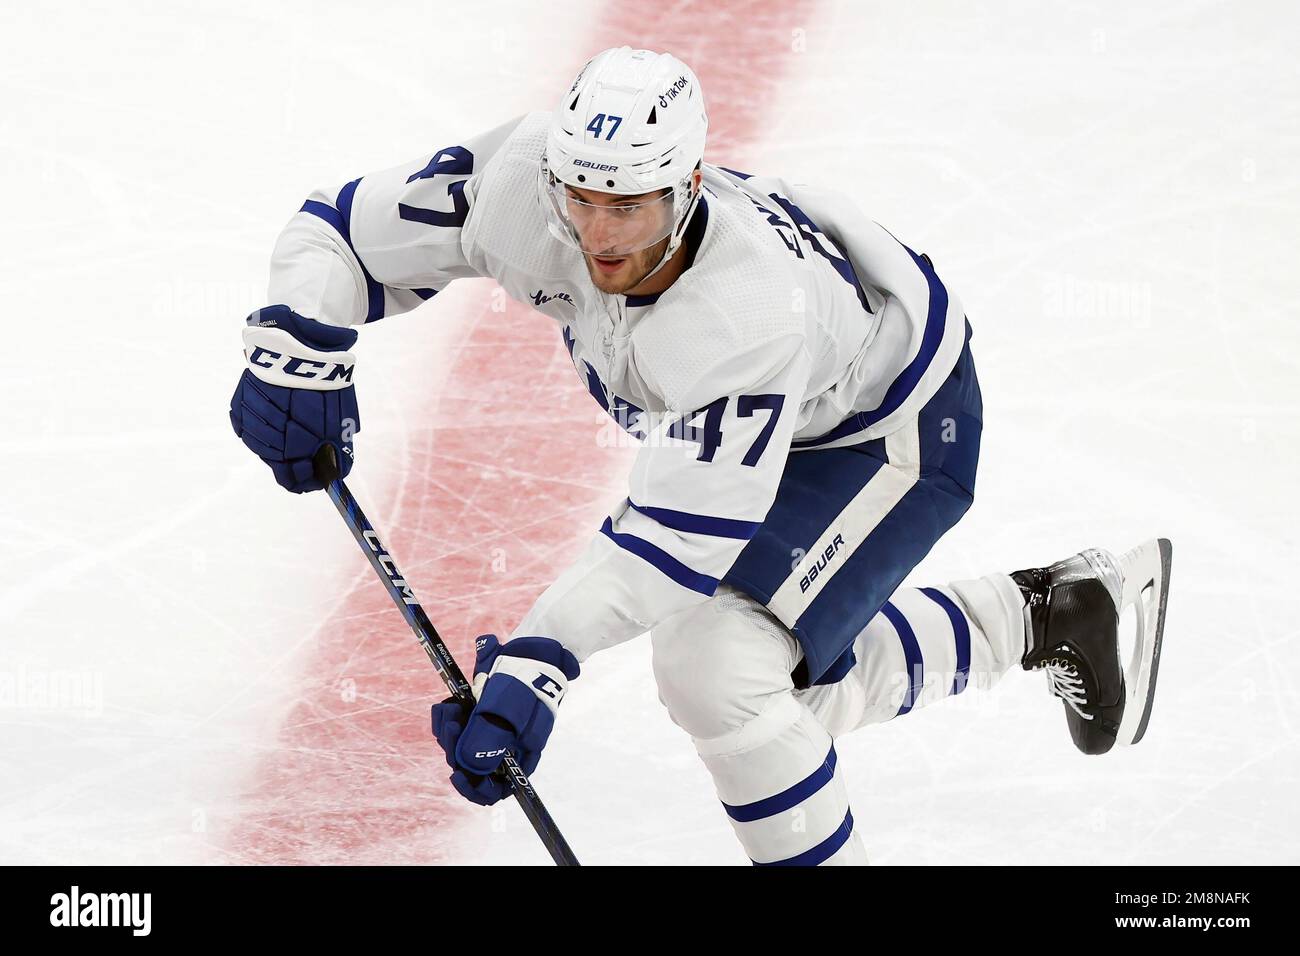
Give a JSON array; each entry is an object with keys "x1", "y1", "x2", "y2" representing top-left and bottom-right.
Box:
[{"x1": 582, "y1": 234, "x2": 671, "y2": 295}]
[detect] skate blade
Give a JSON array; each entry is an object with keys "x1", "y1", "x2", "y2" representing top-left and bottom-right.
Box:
[{"x1": 1115, "y1": 538, "x2": 1173, "y2": 746}]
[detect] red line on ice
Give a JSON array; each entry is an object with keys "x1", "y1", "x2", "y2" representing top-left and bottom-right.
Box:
[{"x1": 223, "y1": 0, "x2": 819, "y2": 865}]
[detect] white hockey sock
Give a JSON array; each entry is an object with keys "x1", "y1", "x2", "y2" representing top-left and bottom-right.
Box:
[
  {"x1": 798, "y1": 572, "x2": 1026, "y2": 737},
  {"x1": 694, "y1": 695, "x2": 868, "y2": 866}
]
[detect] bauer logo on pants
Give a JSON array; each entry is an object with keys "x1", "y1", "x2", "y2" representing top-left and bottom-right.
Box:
[{"x1": 800, "y1": 533, "x2": 846, "y2": 593}]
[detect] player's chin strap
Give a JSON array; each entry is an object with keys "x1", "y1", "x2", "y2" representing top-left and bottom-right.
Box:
[{"x1": 638, "y1": 178, "x2": 702, "y2": 284}]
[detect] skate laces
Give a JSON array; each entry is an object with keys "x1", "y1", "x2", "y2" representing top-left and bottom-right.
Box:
[{"x1": 1034, "y1": 656, "x2": 1094, "y2": 720}]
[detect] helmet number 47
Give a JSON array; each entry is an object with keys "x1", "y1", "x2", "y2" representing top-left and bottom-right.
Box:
[{"x1": 585, "y1": 113, "x2": 623, "y2": 141}]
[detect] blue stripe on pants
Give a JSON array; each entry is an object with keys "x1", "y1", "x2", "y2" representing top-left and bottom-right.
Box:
[
  {"x1": 752, "y1": 810, "x2": 854, "y2": 866},
  {"x1": 881, "y1": 601, "x2": 924, "y2": 716},
  {"x1": 722, "y1": 747, "x2": 838, "y2": 823},
  {"x1": 920, "y1": 587, "x2": 972, "y2": 696}
]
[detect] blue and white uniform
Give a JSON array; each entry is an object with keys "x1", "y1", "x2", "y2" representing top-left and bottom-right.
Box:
[
  {"x1": 270, "y1": 110, "x2": 965, "y2": 661},
  {"x1": 264, "y1": 109, "x2": 1029, "y2": 865}
]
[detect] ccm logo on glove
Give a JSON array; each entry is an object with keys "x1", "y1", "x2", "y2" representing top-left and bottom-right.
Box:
[
  {"x1": 242, "y1": 325, "x2": 356, "y2": 390},
  {"x1": 532, "y1": 674, "x2": 564, "y2": 700},
  {"x1": 229, "y1": 304, "x2": 362, "y2": 494},
  {"x1": 430, "y1": 634, "x2": 581, "y2": 807},
  {"x1": 246, "y1": 341, "x2": 354, "y2": 385}
]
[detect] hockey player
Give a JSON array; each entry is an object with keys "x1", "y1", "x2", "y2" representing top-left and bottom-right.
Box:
[{"x1": 229, "y1": 47, "x2": 1172, "y2": 865}]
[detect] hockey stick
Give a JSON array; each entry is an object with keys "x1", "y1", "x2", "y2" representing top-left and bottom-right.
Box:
[{"x1": 312, "y1": 446, "x2": 581, "y2": 866}]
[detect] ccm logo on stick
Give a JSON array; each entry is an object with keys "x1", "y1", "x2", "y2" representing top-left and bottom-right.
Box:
[{"x1": 362, "y1": 530, "x2": 418, "y2": 605}]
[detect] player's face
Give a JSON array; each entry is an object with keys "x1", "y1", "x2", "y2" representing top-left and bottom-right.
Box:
[{"x1": 564, "y1": 185, "x2": 673, "y2": 293}]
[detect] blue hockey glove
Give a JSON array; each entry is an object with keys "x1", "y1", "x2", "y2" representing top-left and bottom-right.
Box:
[
  {"x1": 229, "y1": 305, "x2": 359, "y2": 493},
  {"x1": 430, "y1": 634, "x2": 581, "y2": 806}
]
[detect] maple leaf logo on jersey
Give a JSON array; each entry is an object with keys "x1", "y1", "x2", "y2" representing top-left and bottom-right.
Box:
[{"x1": 531, "y1": 289, "x2": 575, "y2": 308}]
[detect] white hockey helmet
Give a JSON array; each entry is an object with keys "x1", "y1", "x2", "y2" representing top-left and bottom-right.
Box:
[{"x1": 540, "y1": 47, "x2": 707, "y2": 270}]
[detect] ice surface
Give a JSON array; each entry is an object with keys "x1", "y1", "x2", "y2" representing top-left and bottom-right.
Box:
[{"x1": 0, "y1": 0, "x2": 1295, "y2": 865}]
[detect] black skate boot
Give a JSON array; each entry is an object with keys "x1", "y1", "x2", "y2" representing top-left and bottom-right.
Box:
[{"x1": 1013, "y1": 539, "x2": 1173, "y2": 756}]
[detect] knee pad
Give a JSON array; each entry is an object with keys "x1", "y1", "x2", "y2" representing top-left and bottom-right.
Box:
[{"x1": 651, "y1": 586, "x2": 800, "y2": 743}]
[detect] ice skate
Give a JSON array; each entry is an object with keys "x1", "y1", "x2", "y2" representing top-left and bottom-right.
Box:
[{"x1": 1012, "y1": 539, "x2": 1173, "y2": 755}]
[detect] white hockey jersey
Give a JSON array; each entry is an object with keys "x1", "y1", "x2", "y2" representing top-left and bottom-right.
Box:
[{"x1": 265, "y1": 111, "x2": 968, "y2": 662}]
